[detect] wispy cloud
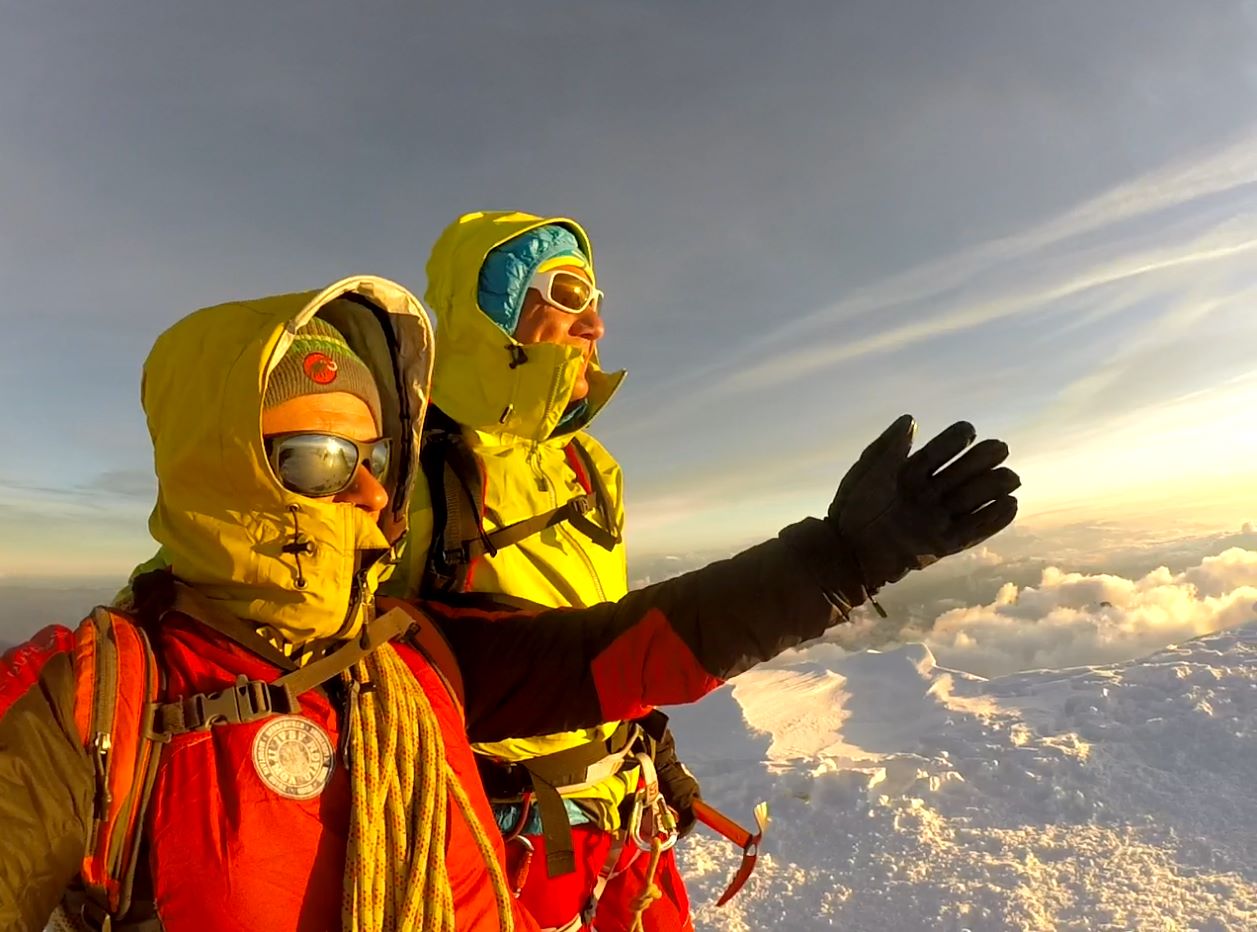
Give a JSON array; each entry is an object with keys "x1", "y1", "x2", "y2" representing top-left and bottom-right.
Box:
[
  {"x1": 726, "y1": 227, "x2": 1257, "y2": 394},
  {"x1": 606, "y1": 129, "x2": 1257, "y2": 561},
  {"x1": 1041, "y1": 283, "x2": 1257, "y2": 427},
  {"x1": 613, "y1": 132, "x2": 1257, "y2": 437},
  {"x1": 754, "y1": 130, "x2": 1257, "y2": 352},
  {"x1": 0, "y1": 478, "x2": 154, "y2": 576}
]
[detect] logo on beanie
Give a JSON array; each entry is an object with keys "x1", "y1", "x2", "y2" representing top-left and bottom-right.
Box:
[
  {"x1": 303, "y1": 352, "x2": 338, "y2": 385},
  {"x1": 251, "y1": 715, "x2": 335, "y2": 800}
]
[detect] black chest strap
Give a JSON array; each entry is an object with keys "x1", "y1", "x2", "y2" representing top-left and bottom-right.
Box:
[{"x1": 143, "y1": 584, "x2": 454, "y2": 740}]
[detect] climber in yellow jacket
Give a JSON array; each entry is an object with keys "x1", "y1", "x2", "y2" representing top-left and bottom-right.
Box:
[{"x1": 388, "y1": 211, "x2": 699, "y2": 931}]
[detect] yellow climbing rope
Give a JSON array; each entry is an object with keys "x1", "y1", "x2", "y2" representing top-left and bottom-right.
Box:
[
  {"x1": 628, "y1": 836, "x2": 665, "y2": 932},
  {"x1": 341, "y1": 643, "x2": 514, "y2": 932}
]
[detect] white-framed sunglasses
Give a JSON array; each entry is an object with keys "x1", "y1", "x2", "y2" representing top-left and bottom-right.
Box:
[{"x1": 527, "y1": 266, "x2": 604, "y2": 315}]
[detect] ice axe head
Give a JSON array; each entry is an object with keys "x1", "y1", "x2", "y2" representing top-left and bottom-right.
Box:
[{"x1": 713, "y1": 801, "x2": 770, "y2": 907}]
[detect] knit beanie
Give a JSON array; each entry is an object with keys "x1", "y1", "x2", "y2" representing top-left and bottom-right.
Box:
[
  {"x1": 264, "y1": 318, "x2": 383, "y2": 428},
  {"x1": 477, "y1": 224, "x2": 591, "y2": 335}
]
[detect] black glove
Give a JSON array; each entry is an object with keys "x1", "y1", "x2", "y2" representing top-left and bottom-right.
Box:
[
  {"x1": 828, "y1": 414, "x2": 1020, "y2": 595},
  {"x1": 653, "y1": 726, "x2": 701, "y2": 838}
]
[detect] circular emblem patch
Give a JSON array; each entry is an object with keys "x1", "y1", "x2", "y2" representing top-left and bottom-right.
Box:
[
  {"x1": 251, "y1": 715, "x2": 335, "y2": 800},
  {"x1": 303, "y1": 352, "x2": 339, "y2": 385}
]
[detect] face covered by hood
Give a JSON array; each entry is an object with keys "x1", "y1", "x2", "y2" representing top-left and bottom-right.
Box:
[
  {"x1": 141, "y1": 277, "x2": 433, "y2": 645},
  {"x1": 423, "y1": 210, "x2": 626, "y2": 442}
]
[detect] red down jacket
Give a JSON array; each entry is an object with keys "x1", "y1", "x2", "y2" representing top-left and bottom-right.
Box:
[{"x1": 0, "y1": 518, "x2": 856, "y2": 932}]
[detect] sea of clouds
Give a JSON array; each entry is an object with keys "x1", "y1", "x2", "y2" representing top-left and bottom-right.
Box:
[
  {"x1": 5, "y1": 522, "x2": 1256, "y2": 673},
  {"x1": 916, "y1": 546, "x2": 1257, "y2": 677},
  {"x1": 766, "y1": 520, "x2": 1257, "y2": 678}
]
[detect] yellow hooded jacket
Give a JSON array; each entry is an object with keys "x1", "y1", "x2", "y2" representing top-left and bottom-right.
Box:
[
  {"x1": 141, "y1": 276, "x2": 433, "y2": 647},
  {"x1": 390, "y1": 211, "x2": 635, "y2": 826}
]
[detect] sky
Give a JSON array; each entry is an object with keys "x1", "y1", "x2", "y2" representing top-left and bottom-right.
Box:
[{"x1": 2, "y1": 0, "x2": 1256, "y2": 579}]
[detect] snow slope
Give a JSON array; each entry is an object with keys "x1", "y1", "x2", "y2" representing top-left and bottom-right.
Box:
[{"x1": 669, "y1": 621, "x2": 1257, "y2": 931}]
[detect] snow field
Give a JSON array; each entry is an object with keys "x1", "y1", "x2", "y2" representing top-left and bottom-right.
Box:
[{"x1": 669, "y1": 622, "x2": 1257, "y2": 931}]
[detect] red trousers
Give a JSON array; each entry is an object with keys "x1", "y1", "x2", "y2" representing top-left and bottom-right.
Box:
[{"x1": 509, "y1": 825, "x2": 693, "y2": 932}]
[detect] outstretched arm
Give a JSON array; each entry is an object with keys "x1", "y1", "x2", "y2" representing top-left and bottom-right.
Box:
[
  {"x1": 0, "y1": 627, "x2": 94, "y2": 932},
  {"x1": 429, "y1": 415, "x2": 1020, "y2": 744},
  {"x1": 424, "y1": 518, "x2": 853, "y2": 742}
]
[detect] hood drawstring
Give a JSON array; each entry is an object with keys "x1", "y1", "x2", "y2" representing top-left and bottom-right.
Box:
[{"x1": 282, "y1": 504, "x2": 313, "y2": 590}]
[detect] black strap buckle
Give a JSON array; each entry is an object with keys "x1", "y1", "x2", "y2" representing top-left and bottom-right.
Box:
[
  {"x1": 188, "y1": 676, "x2": 297, "y2": 730},
  {"x1": 442, "y1": 542, "x2": 472, "y2": 568},
  {"x1": 151, "y1": 675, "x2": 298, "y2": 739}
]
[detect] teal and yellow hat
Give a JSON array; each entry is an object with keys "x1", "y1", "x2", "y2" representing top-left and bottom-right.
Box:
[{"x1": 477, "y1": 224, "x2": 591, "y2": 335}]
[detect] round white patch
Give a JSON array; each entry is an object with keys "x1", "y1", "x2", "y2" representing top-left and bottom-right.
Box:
[{"x1": 251, "y1": 715, "x2": 335, "y2": 800}]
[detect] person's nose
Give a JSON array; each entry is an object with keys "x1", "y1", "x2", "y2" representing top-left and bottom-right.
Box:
[
  {"x1": 570, "y1": 303, "x2": 605, "y2": 343},
  {"x1": 334, "y1": 463, "x2": 389, "y2": 516}
]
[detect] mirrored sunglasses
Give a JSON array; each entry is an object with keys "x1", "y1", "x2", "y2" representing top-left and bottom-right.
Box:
[{"x1": 264, "y1": 432, "x2": 391, "y2": 498}]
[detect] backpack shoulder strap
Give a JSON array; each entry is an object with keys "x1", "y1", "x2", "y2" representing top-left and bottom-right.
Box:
[
  {"x1": 419, "y1": 406, "x2": 489, "y2": 595},
  {"x1": 564, "y1": 437, "x2": 622, "y2": 552},
  {"x1": 145, "y1": 600, "x2": 431, "y2": 740},
  {"x1": 376, "y1": 597, "x2": 465, "y2": 712},
  {"x1": 132, "y1": 570, "x2": 299, "y2": 672},
  {"x1": 68, "y1": 607, "x2": 162, "y2": 925},
  {"x1": 418, "y1": 416, "x2": 620, "y2": 595}
]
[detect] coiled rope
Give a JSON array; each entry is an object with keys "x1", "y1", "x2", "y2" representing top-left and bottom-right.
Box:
[{"x1": 341, "y1": 643, "x2": 514, "y2": 932}]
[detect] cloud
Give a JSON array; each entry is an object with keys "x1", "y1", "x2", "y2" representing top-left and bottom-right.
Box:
[
  {"x1": 604, "y1": 133, "x2": 1257, "y2": 556},
  {"x1": 612, "y1": 130, "x2": 1257, "y2": 438},
  {"x1": 87, "y1": 469, "x2": 156, "y2": 499},
  {"x1": 0, "y1": 468, "x2": 156, "y2": 504},
  {"x1": 0, "y1": 486, "x2": 153, "y2": 577},
  {"x1": 740, "y1": 252, "x2": 1227, "y2": 394},
  {"x1": 725, "y1": 209, "x2": 1257, "y2": 395},
  {"x1": 917, "y1": 547, "x2": 1257, "y2": 678}
]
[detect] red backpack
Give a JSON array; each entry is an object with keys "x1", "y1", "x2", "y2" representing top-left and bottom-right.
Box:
[
  {"x1": 49, "y1": 582, "x2": 463, "y2": 932},
  {"x1": 47, "y1": 607, "x2": 161, "y2": 932}
]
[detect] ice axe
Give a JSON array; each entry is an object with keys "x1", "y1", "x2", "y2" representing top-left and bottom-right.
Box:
[{"x1": 691, "y1": 799, "x2": 770, "y2": 906}]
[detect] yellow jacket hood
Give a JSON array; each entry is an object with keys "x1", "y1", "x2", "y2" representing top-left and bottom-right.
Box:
[
  {"x1": 142, "y1": 276, "x2": 433, "y2": 645},
  {"x1": 424, "y1": 211, "x2": 625, "y2": 442}
]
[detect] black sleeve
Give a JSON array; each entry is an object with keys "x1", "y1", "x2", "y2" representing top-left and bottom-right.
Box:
[
  {"x1": 653, "y1": 725, "x2": 701, "y2": 836},
  {"x1": 426, "y1": 517, "x2": 864, "y2": 743}
]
